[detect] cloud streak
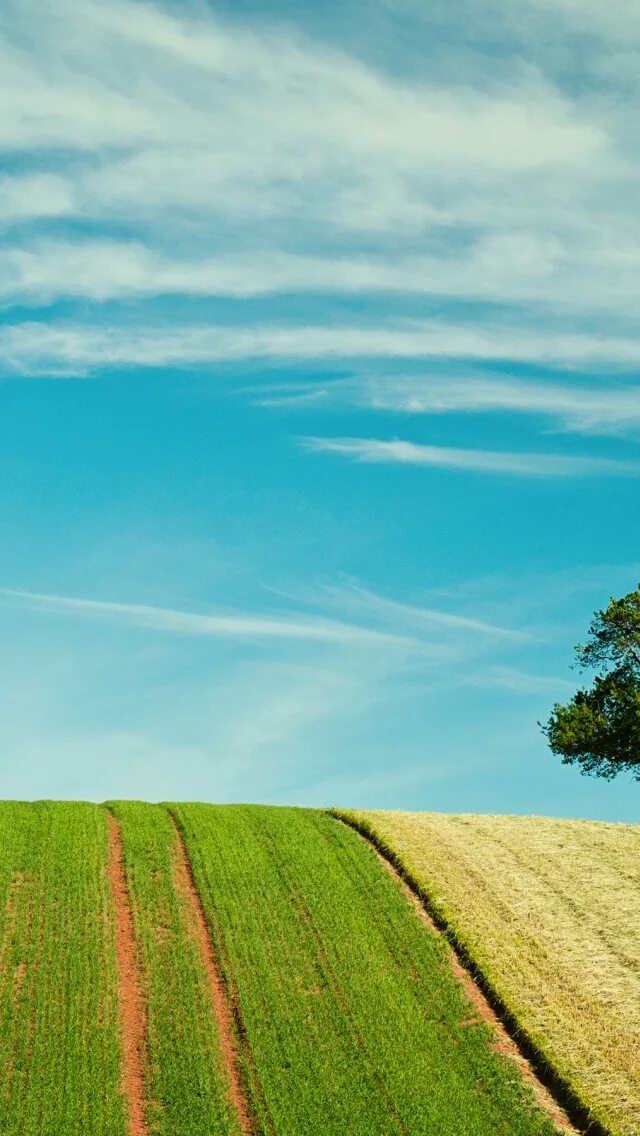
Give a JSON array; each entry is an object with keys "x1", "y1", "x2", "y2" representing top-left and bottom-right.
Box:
[
  {"x1": 277, "y1": 579, "x2": 530, "y2": 640},
  {"x1": 5, "y1": 318, "x2": 640, "y2": 376},
  {"x1": 301, "y1": 436, "x2": 640, "y2": 477},
  {"x1": 358, "y1": 373, "x2": 640, "y2": 435},
  {"x1": 3, "y1": 235, "x2": 640, "y2": 321},
  {"x1": 0, "y1": 588, "x2": 417, "y2": 648},
  {"x1": 262, "y1": 372, "x2": 640, "y2": 436},
  {"x1": 1, "y1": 0, "x2": 639, "y2": 398},
  {"x1": 0, "y1": 0, "x2": 635, "y2": 322}
]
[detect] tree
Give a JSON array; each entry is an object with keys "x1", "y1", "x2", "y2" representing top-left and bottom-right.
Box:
[{"x1": 541, "y1": 584, "x2": 640, "y2": 780}]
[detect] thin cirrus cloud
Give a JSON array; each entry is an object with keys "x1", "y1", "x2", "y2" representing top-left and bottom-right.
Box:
[
  {"x1": 301, "y1": 437, "x2": 640, "y2": 478},
  {"x1": 280, "y1": 579, "x2": 531, "y2": 641},
  {"x1": 0, "y1": 588, "x2": 417, "y2": 649},
  {"x1": 261, "y1": 372, "x2": 640, "y2": 436},
  {"x1": 0, "y1": 0, "x2": 638, "y2": 476},
  {"x1": 0, "y1": 583, "x2": 529, "y2": 656},
  {"x1": 0, "y1": 0, "x2": 602, "y2": 186},
  {"x1": 358, "y1": 373, "x2": 640, "y2": 435},
  {"x1": 4, "y1": 319, "x2": 640, "y2": 376}
]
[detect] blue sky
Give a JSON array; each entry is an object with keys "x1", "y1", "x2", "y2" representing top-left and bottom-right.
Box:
[{"x1": 1, "y1": 0, "x2": 639, "y2": 819}]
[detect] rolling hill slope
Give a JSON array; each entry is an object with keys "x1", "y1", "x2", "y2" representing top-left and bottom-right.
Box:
[
  {"x1": 0, "y1": 802, "x2": 125, "y2": 1135},
  {"x1": 339, "y1": 810, "x2": 640, "y2": 1136},
  {"x1": 0, "y1": 801, "x2": 636, "y2": 1135}
]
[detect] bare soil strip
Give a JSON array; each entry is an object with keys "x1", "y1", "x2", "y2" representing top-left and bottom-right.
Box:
[
  {"x1": 107, "y1": 813, "x2": 149, "y2": 1136},
  {"x1": 336, "y1": 815, "x2": 581, "y2": 1136},
  {"x1": 169, "y1": 815, "x2": 253, "y2": 1136}
]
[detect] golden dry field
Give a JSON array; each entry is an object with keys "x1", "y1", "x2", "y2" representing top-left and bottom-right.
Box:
[{"x1": 340, "y1": 810, "x2": 640, "y2": 1136}]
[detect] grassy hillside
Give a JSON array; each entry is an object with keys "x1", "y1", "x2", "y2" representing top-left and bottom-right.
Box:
[
  {"x1": 339, "y1": 810, "x2": 640, "y2": 1136},
  {"x1": 2, "y1": 801, "x2": 636, "y2": 1135},
  {"x1": 110, "y1": 801, "x2": 245, "y2": 1136},
  {"x1": 0, "y1": 801, "x2": 566, "y2": 1136},
  {"x1": 0, "y1": 802, "x2": 125, "y2": 1135},
  {"x1": 173, "y1": 804, "x2": 555, "y2": 1135}
]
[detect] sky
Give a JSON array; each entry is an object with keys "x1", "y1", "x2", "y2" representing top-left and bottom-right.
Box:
[{"x1": 1, "y1": 0, "x2": 639, "y2": 819}]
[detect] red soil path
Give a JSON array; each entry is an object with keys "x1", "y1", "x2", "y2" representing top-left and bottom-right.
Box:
[
  {"x1": 107, "y1": 813, "x2": 149, "y2": 1136},
  {"x1": 169, "y1": 816, "x2": 253, "y2": 1136}
]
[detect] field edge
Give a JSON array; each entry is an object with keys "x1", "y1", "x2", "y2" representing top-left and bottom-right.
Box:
[{"x1": 328, "y1": 808, "x2": 610, "y2": 1136}]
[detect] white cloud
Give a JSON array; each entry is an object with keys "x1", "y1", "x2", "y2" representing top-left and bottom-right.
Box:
[
  {"x1": 524, "y1": 0, "x2": 640, "y2": 39},
  {"x1": 0, "y1": 0, "x2": 623, "y2": 294},
  {"x1": 280, "y1": 579, "x2": 530, "y2": 640},
  {"x1": 0, "y1": 0, "x2": 638, "y2": 386},
  {"x1": 357, "y1": 373, "x2": 640, "y2": 434},
  {"x1": 3, "y1": 234, "x2": 640, "y2": 320},
  {"x1": 1, "y1": 0, "x2": 600, "y2": 170},
  {"x1": 0, "y1": 587, "x2": 416, "y2": 648},
  {"x1": 0, "y1": 577, "x2": 524, "y2": 798},
  {"x1": 301, "y1": 436, "x2": 640, "y2": 477},
  {"x1": 5, "y1": 317, "x2": 640, "y2": 376},
  {"x1": 0, "y1": 175, "x2": 74, "y2": 228}
]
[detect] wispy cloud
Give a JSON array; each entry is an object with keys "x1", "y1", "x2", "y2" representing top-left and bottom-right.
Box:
[
  {"x1": 3, "y1": 237, "x2": 640, "y2": 320},
  {"x1": 301, "y1": 436, "x2": 640, "y2": 477},
  {"x1": 5, "y1": 319, "x2": 640, "y2": 377},
  {"x1": 0, "y1": 588, "x2": 416, "y2": 648},
  {"x1": 259, "y1": 371, "x2": 640, "y2": 437},
  {"x1": 357, "y1": 373, "x2": 640, "y2": 435},
  {"x1": 0, "y1": 175, "x2": 74, "y2": 229},
  {"x1": 460, "y1": 664, "x2": 576, "y2": 695},
  {"x1": 0, "y1": 2, "x2": 635, "y2": 309},
  {"x1": 1, "y1": 0, "x2": 639, "y2": 392},
  {"x1": 275, "y1": 579, "x2": 530, "y2": 640},
  {"x1": 1, "y1": 0, "x2": 601, "y2": 201},
  {"x1": 0, "y1": 577, "x2": 534, "y2": 673}
]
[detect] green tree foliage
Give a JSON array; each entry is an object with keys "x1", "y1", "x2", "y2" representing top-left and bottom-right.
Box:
[{"x1": 542, "y1": 585, "x2": 640, "y2": 780}]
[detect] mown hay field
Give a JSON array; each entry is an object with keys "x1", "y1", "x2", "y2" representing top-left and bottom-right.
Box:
[
  {"x1": 0, "y1": 801, "x2": 568, "y2": 1136},
  {"x1": 340, "y1": 810, "x2": 640, "y2": 1136}
]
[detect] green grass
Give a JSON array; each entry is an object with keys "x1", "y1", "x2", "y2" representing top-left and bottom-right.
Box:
[
  {"x1": 173, "y1": 803, "x2": 557, "y2": 1136},
  {"x1": 4, "y1": 801, "x2": 603, "y2": 1135},
  {"x1": 109, "y1": 800, "x2": 244, "y2": 1136},
  {"x1": 0, "y1": 801, "x2": 125, "y2": 1136},
  {"x1": 342, "y1": 808, "x2": 640, "y2": 1136}
]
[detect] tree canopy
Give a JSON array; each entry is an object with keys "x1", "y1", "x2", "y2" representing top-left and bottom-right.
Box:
[{"x1": 542, "y1": 585, "x2": 640, "y2": 780}]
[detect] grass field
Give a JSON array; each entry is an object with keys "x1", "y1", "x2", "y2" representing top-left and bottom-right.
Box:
[
  {"x1": 174, "y1": 803, "x2": 556, "y2": 1136},
  {"x1": 0, "y1": 801, "x2": 125, "y2": 1135},
  {"x1": 340, "y1": 810, "x2": 640, "y2": 1136},
  {"x1": 2, "y1": 800, "x2": 636, "y2": 1135},
  {"x1": 110, "y1": 801, "x2": 245, "y2": 1136}
]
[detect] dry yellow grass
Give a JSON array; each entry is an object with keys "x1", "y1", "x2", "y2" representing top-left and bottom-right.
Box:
[{"x1": 341, "y1": 810, "x2": 640, "y2": 1136}]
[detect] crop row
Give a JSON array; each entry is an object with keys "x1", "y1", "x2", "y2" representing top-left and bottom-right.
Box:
[
  {"x1": 343, "y1": 808, "x2": 640, "y2": 1136},
  {"x1": 0, "y1": 802, "x2": 564, "y2": 1135},
  {"x1": 173, "y1": 803, "x2": 557, "y2": 1136},
  {"x1": 109, "y1": 800, "x2": 243, "y2": 1136},
  {"x1": 0, "y1": 802, "x2": 125, "y2": 1135}
]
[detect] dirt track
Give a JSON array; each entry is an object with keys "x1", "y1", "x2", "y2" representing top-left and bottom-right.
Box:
[
  {"x1": 170, "y1": 815, "x2": 253, "y2": 1136},
  {"x1": 107, "y1": 813, "x2": 149, "y2": 1136},
  {"x1": 348, "y1": 821, "x2": 581, "y2": 1136}
]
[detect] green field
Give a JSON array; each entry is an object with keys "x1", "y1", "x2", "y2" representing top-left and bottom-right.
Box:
[
  {"x1": 173, "y1": 804, "x2": 555, "y2": 1135},
  {"x1": 1, "y1": 801, "x2": 635, "y2": 1135},
  {"x1": 340, "y1": 809, "x2": 640, "y2": 1136},
  {"x1": 0, "y1": 802, "x2": 125, "y2": 1135},
  {"x1": 110, "y1": 802, "x2": 245, "y2": 1136}
]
